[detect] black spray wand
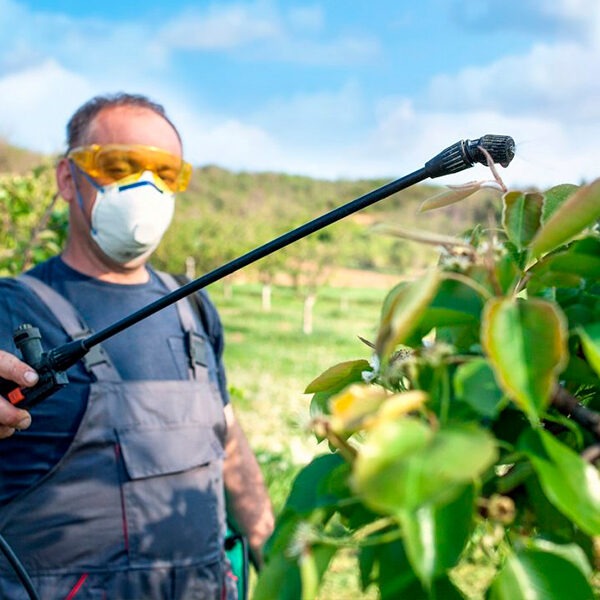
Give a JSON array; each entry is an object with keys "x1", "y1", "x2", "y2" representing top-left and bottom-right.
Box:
[{"x1": 1, "y1": 134, "x2": 515, "y2": 409}]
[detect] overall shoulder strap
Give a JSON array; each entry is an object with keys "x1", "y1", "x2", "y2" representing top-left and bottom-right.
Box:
[
  {"x1": 169, "y1": 273, "x2": 212, "y2": 337},
  {"x1": 154, "y1": 271, "x2": 210, "y2": 378},
  {"x1": 17, "y1": 274, "x2": 120, "y2": 381}
]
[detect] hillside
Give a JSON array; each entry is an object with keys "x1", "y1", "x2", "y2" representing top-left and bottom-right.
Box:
[
  {"x1": 0, "y1": 141, "x2": 502, "y2": 281},
  {"x1": 0, "y1": 139, "x2": 47, "y2": 173}
]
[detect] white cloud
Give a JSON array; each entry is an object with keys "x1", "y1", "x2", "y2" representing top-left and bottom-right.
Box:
[
  {"x1": 174, "y1": 112, "x2": 282, "y2": 170},
  {"x1": 449, "y1": 0, "x2": 600, "y2": 40},
  {"x1": 157, "y1": 2, "x2": 379, "y2": 66},
  {"x1": 288, "y1": 6, "x2": 324, "y2": 33},
  {"x1": 158, "y1": 3, "x2": 282, "y2": 50},
  {"x1": 0, "y1": 60, "x2": 93, "y2": 152},
  {"x1": 252, "y1": 81, "x2": 366, "y2": 144},
  {"x1": 424, "y1": 41, "x2": 600, "y2": 121}
]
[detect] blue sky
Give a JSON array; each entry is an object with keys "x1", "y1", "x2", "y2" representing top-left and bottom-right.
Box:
[{"x1": 0, "y1": 0, "x2": 598, "y2": 188}]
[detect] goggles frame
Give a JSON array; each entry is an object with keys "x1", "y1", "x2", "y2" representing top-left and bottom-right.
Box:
[{"x1": 67, "y1": 144, "x2": 193, "y2": 193}]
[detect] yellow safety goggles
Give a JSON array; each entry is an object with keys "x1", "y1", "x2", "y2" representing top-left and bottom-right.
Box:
[{"x1": 67, "y1": 144, "x2": 193, "y2": 193}]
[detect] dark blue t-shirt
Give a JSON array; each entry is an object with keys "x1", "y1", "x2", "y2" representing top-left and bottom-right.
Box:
[{"x1": 0, "y1": 256, "x2": 229, "y2": 503}]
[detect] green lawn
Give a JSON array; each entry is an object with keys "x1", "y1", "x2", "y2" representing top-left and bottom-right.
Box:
[{"x1": 213, "y1": 279, "x2": 387, "y2": 599}]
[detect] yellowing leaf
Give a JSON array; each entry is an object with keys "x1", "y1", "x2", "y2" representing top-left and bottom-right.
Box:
[
  {"x1": 529, "y1": 178, "x2": 600, "y2": 258},
  {"x1": 331, "y1": 388, "x2": 428, "y2": 433},
  {"x1": 482, "y1": 298, "x2": 568, "y2": 422},
  {"x1": 329, "y1": 383, "x2": 389, "y2": 432},
  {"x1": 374, "y1": 390, "x2": 428, "y2": 423}
]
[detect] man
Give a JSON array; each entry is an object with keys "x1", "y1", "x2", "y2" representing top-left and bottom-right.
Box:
[{"x1": 0, "y1": 93, "x2": 274, "y2": 599}]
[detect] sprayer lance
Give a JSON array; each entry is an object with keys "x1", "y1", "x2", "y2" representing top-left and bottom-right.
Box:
[{"x1": 1, "y1": 134, "x2": 515, "y2": 409}]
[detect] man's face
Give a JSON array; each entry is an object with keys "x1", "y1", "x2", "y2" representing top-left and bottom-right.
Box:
[
  {"x1": 74, "y1": 106, "x2": 183, "y2": 215},
  {"x1": 57, "y1": 105, "x2": 184, "y2": 269}
]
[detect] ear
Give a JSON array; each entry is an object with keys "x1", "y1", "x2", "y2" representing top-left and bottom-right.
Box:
[{"x1": 56, "y1": 157, "x2": 77, "y2": 203}]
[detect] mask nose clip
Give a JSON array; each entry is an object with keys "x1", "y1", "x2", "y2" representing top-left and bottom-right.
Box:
[{"x1": 117, "y1": 171, "x2": 167, "y2": 194}]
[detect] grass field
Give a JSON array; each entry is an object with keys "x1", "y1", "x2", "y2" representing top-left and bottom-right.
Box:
[
  {"x1": 216, "y1": 279, "x2": 388, "y2": 487},
  {"x1": 212, "y1": 278, "x2": 388, "y2": 599}
]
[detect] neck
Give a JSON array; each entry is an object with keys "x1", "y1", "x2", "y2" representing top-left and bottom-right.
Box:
[{"x1": 62, "y1": 238, "x2": 150, "y2": 284}]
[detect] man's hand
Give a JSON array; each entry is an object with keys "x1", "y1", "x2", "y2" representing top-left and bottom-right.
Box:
[{"x1": 0, "y1": 350, "x2": 38, "y2": 438}]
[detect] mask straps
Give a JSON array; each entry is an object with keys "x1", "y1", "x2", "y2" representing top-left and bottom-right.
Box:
[{"x1": 67, "y1": 160, "x2": 103, "y2": 233}]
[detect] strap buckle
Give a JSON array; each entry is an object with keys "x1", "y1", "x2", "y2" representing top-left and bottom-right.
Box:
[{"x1": 187, "y1": 331, "x2": 207, "y2": 367}]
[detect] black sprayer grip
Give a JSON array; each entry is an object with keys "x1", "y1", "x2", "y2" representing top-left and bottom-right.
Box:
[
  {"x1": 425, "y1": 134, "x2": 515, "y2": 178},
  {"x1": 0, "y1": 327, "x2": 86, "y2": 411},
  {"x1": 0, "y1": 369, "x2": 69, "y2": 411}
]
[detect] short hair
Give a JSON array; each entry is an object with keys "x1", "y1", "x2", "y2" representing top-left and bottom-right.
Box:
[{"x1": 65, "y1": 92, "x2": 182, "y2": 151}]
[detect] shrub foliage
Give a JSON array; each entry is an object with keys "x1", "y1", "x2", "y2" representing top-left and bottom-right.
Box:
[{"x1": 255, "y1": 178, "x2": 600, "y2": 599}]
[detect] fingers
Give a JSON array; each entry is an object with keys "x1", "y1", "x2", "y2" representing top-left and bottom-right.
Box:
[
  {"x1": 0, "y1": 350, "x2": 37, "y2": 438},
  {"x1": 0, "y1": 397, "x2": 31, "y2": 438},
  {"x1": 0, "y1": 349, "x2": 39, "y2": 388}
]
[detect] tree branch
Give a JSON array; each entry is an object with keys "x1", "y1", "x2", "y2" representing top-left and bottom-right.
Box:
[{"x1": 551, "y1": 384, "x2": 600, "y2": 440}]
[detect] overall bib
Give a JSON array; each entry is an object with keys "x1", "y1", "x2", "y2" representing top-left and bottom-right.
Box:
[{"x1": 0, "y1": 273, "x2": 230, "y2": 600}]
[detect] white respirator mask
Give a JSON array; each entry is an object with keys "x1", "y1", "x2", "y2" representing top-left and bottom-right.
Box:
[{"x1": 89, "y1": 172, "x2": 175, "y2": 264}]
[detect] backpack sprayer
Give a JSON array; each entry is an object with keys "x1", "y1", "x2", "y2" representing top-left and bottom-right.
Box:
[{"x1": 0, "y1": 134, "x2": 515, "y2": 410}]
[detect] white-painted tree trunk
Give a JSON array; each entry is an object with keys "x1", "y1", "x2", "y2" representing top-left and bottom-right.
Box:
[
  {"x1": 185, "y1": 256, "x2": 196, "y2": 279},
  {"x1": 262, "y1": 284, "x2": 272, "y2": 312},
  {"x1": 303, "y1": 293, "x2": 316, "y2": 335}
]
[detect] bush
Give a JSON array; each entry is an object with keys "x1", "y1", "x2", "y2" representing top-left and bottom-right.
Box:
[
  {"x1": 0, "y1": 166, "x2": 67, "y2": 276},
  {"x1": 255, "y1": 177, "x2": 600, "y2": 599}
]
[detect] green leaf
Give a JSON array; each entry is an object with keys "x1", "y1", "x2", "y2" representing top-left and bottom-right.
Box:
[
  {"x1": 299, "y1": 545, "x2": 337, "y2": 600},
  {"x1": 284, "y1": 454, "x2": 346, "y2": 514},
  {"x1": 541, "y1": 183, "x2": 579, "y2": 223},
  {"x1": 254, "y1": 544, "x2": 336, "y2": 600},
  {"x1": 399, "y1": 485, "x2": 475, "y2": 588},
  {"x1": 395, "y1": 574, "x2": 466, "y2": 600},
  {"x1": 413, "y1": 278, "x2": 483, "y2": 339},
  {"x1": 353, "y1": 419, "x2": 497, "y2": 512},
  {"x1": 527, "y1": 237, "x2": 600, "y2": 294},
  {"x1": 305, "y1": 359, "x2": 371, "y2": 393},
  {"x1": 375, "y1": 269, "x2": 440, "y2": 361},
  {"x1": 482, "y1": 298, "x2": 568, "y2": 422},
  {"x1": 502, "y1": 191, "x2": 544, "y2": 250},
  {"x1": 519, "y1": 428, "x2": 600, "y2": 536},
  {"x1": 527, "y1": 538, "x2": 593, "y2": 578},
  {"x1": 253, "y1": 551, "x2": 302, "y2": 600},
  {"x1": 359, "y1": 541, "x2": 466, "y2": 599},
  {"x1": 489, "y1": 547, "x2": 594, "y2": 600},
  {"x1": 454, "y1": 359, "x2": 505, "y2": 418},
  {"x1": 529, "y1": 177, "x2": 600, "y2": 258},
  {"x1": 560, "y1": 354, "x2": 600, "y2": 387},
  {"x1": 525, "y1": 476, "x2": 575, "y2": 541},
  {"x1": 577, "y1": 322, "x2": 600, "y2": 377}
]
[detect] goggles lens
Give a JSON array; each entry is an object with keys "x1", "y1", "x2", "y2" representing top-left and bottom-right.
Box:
[{"x1": 67, "y1": 144, "x2": 192, "y2": 192}]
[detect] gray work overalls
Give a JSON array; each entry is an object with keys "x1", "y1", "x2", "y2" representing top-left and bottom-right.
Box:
[{"x1": 0, "y1": 273, "x2": 231, "y2": 599}]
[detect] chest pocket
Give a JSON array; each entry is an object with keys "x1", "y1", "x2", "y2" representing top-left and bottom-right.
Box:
[{"x1": 115, "y1": 398, "x2": 226, "y2": 566}]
